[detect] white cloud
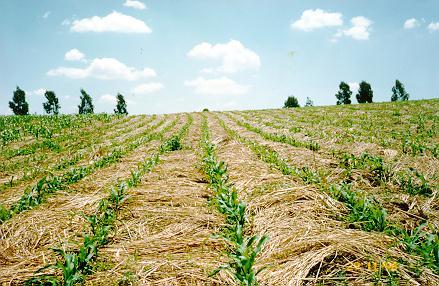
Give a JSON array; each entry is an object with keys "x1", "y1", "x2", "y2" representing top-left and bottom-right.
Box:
[
  {"x1": 65, "y1": 49, "x2": 85, "y2": 62},
  {"x1": 47, "y1": 58, "x2": 156, "y2": 81},
  {"x1": 132, "y1": 82, "x2": 164, "y2": 95},
  {"x1": 184, "y1": 77, "x2": 250, "y2": 95},
  {"x1": 404, "y1": 18, "x2": 420, "y2": 29},
  {"x1": 123, "y1": 0, "x2": 146, "y2": 10},
  {"x1": 334, "y1": 16, "x2": 372, "y2": 41},
  {"x1": 428, "y1": 22, "x2": 439, "y2": 32},
  {"x1": 187, "y1": 40, "x2": 260, "y2": 74},
  {"x1": 291, "y1": 9, "x2": 343, "y2": 31},
  {"x1": 62, "y1": 19, "x2": 71, "y2": 26},
  {"x1": 33, "y1": 88, "x2": 47, "y2": 96},
  {"x1": 71, "y1": 11, "x2": 151, "y2": 33},
  {"x1": 348, "y1": 82, "x2": 359, "y2": 92},
  {"x1": 100, "y1": 94, "x2": 117, "y2": 104},
  {"x1": 43, "y1": 11, "x2": 51, "y2": 19}
]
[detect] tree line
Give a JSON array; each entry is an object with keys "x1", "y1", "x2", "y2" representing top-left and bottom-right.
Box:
[
  {"x1": 8, "y1": 88, "x2": 128, "y2": 115},
  {"x1": 284, "y1": 79, "x2": 410, "y2": 108}
]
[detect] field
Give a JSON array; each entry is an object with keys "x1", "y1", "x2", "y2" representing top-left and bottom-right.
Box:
[{"x1": 0, "y1": 99, "x2": 438, "y2": 285}]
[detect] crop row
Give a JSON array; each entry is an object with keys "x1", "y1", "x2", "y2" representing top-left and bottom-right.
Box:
[
  {"x1": 0, "y1": 115, "x2": 158, "y2": 194},
  {"x1": 25, "y1": 114, "x2": 193, "y2": 285},
  {"x1": 0, "y1": 114, "x2": 115, "y2": 146},
  {"x1": 200, "y1": 115, "x2": 268, "y2": 285},
  {"x1": 216, "y1": 114, "x2": 438, "y2": 280},
  {"x1": 0, "y1": 115, "x2": 180, "y2": 223}
]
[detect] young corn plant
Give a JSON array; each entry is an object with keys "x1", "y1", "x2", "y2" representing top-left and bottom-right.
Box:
[{"x1": 201, "y1": 116, "x2": 268, "y2": 285}]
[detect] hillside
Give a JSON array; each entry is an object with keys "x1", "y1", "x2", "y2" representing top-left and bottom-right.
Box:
[{"x1": 0, "y1": 99, "x2": 438, "y2": 285}]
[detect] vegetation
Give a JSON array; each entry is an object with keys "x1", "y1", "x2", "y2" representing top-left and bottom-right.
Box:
[
  {"x1": 0, "y1": 99, "x2": 437, "y2": 285},
  {"x1": 391, "y1": 79, "x2": 410, "y2": 102},
  {"x1": 283, "y1": 95, "x2": 300, "y2": 108},
  {"x1": 43, "y1": 90, "x2": 61, "y2": 115},
  {"x1": 356, "y1": 81, "x2": 374, "y2": 103},
  {"x1": 305, "y1": 97, "x2": 314, "y2": 107},
  {"x1": 78, "y1": 89, "x2": 94, "y2": 114},
  {"x1": 335, "y1": 81, "x2": 352, "y2": 105},
  {"x1": 114, "y1": 93, "x2": 128, "y2": 115},
  {"x1": 9, "y1": 86, "x2": 29, "y2": 115}
]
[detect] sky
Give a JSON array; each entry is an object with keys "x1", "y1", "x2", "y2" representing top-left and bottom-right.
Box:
[{"x1": 0, "y1": 0, "x2": 438, "y2": 115}]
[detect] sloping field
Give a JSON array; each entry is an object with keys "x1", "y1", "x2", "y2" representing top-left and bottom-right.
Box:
[{"x1": 0, "y1": 99, "x2": 438, "y2": 285}]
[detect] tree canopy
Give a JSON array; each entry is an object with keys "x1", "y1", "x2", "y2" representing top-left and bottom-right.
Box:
[
  {"x1": 43, "y1": 90, "x2": 60, "y2": 115},
  {"x1": 114, "y1": 93, "x2": 128, "y2": 115},
  {"x1": 9, "y1": 86, "x2": 29, "y2": 115},
  {"x1": 284, "y1": 96, "x2": 300, "y2": 108},
  {"x1": 335, "y1": 82, "x2": 352, "y2": 105},
  {"x1": 356, "y1": 81, "x2": 373, "y2": 103},
  {"x1": 78, "y1": 89, "x2": 94, "y2": 114},
  {"x1": 391, "y1": 80, "x2": 409, "y2": 102}
]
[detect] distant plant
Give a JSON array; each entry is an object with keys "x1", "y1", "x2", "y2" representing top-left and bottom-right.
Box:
[
  {"x1": 78, "y1": 89, "x2": 94, "y2": 114},
  {"x1": 356, "y1": 81, "x2": 373, "y2": 103},
  {"x1": 9, "y1": 86, "x2": 29, "y2": 115},
  {"x1": 335, "y1": 81, "x2": 352, "y2": 105},
  {"x1": 284, "y1": 96, "x2": 300, "y2": 108},
  {"x1": 114, "y1": 93, "x2": 128, "y2": 115},
  {"x1": 391, "y1": 80, "x2": 409, "y2": 102},
  {"x1": 202, "y1": 108, "x2": 209, "y2": 112},
  {"x1": 43, "y1": 90, "x2": 60, "y2": 115},
  {"x1": 305, "y1": 97, "x2": 314, "y2": 107}
]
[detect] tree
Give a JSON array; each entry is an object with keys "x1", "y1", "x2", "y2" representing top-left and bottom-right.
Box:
[
  {"x1": 114, "y1": 93, "x2": 128, "y2": 115},
  {"x1": 43, "y1": 90, "x2": 60, "y2": 115},
  {"x1": 305, "y1": 97, "x2": 314, "y2": 107},
  {"x1": 356, "y1": 81, "x2": 373, "y2": 103},
  {"x1": 9, "y1": 86, "x2": 29, "y2": 115},
  {"x1": 78, "y1": 89, "x2": 94, "y2": 114},
  {"x1": 391, "y1": 80, "x2": 409, "y2": 102},
  {"x1": 284, "y1": 96, "x2": 300, "y2": 108},
  {"x1": 335, "y1": 82, "x2": 352, "y2": 105}
]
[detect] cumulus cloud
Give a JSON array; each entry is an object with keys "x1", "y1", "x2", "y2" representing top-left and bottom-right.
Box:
[
  {"x1": 123, "y1": 0, "x2": 146, "y2": 10},
  {"x1": 65, "y1": 49, "x2": 85, "y2": 62},
  {"x1": 291, "y1": 9, "x2": 343, "y2": 31},
  {"x1": 187, "y1": 40, "x2": 260, "y2": 74},
  {"x1": 32, "y1": 88, "x2": 47, "y2": 96},
  {"x1": 348, "y1": 82, "x2": 359, "y2": 92},
  {"x1": 100, "y1": 94, "x2": 117, "y2": 104},
  {"x1": 428, "y1": 22, "x2": 439, "y2": 32},
  {"x1": 71, "y1": 11, "x2": 151, "y2": 33},
  {"x1": 404, "y1": 18, "x2": 420, "y2": 29},
  {"x1": 132, "y1": 82, "x2": 164, "y2": 95},
  {"x1": 334, "y1": 16, "x2": 372, "y2": 41},
  {"x1": 47, "y1": 58, "x2": 156, "y2": 81},
  {"x1": 184, "y1": 77, "x2": 250, "y2": 95}
]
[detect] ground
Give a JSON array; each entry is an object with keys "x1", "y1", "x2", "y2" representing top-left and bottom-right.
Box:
[{"x1": 0, "y1": 99, "x2": 438, "y2": 285}]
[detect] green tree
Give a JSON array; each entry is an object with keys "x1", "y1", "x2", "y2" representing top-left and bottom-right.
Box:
[
  {"x1": 356, "y1": 81, "x2": 373, "y2": 103},
  {"x1": 391, "y1": 80, "x2": 409, "y2": 102},
  {"x1": 335, "y1": 82, "x2": 352, "y2": 105},
  {"x1": 43, "y1": 90, "x2": 60, "y2": 115},
  {"x1": 114, "y1": 93, "x2": 128, "y2": 115},
  {"x1": 9, "y1": 86, "x2": 29, "y2": 115},
  {"x1": 78, "y1": 89, "x2": 94, "y2": 114},
  {"x1": 284, "y1": 96, "x2": 300, "y2": 108},
  {"x1": 305, "y1": 97, "x2": 314, "y2": 107}
]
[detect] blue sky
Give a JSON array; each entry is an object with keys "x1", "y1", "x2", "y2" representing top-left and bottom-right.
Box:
[{"x1": 0, "y1": 0, "x2": 438, "y2": 115}]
